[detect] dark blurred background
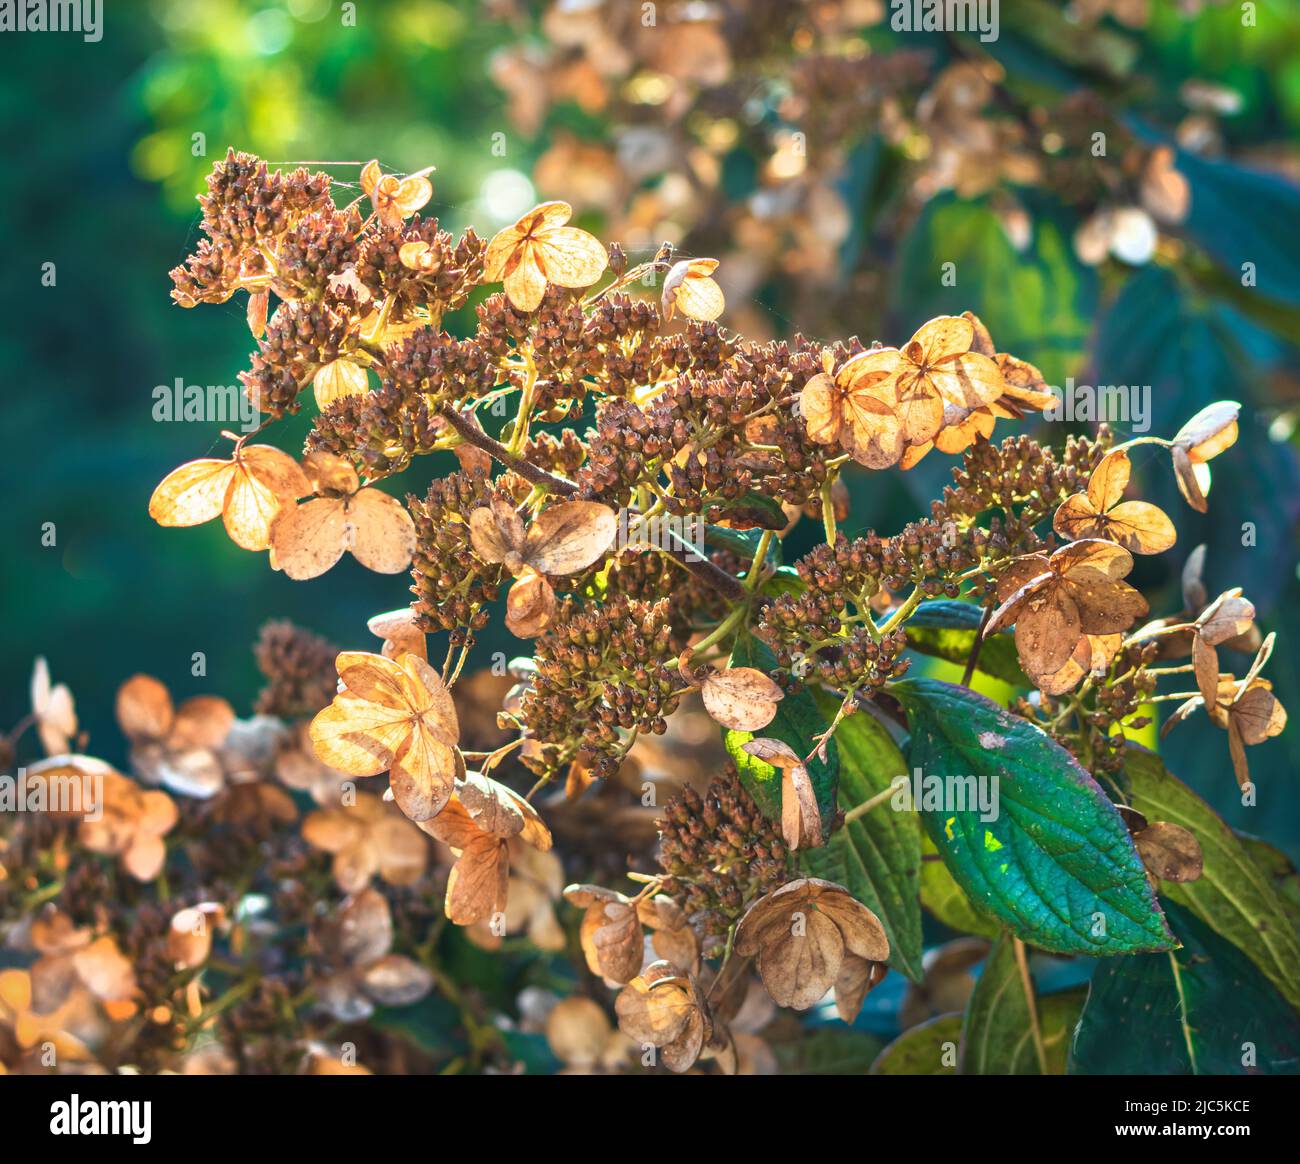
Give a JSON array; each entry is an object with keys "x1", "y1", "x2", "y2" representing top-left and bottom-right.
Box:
[{"x1": 3, "y1": 0, "x2": 1300, "y2": 854}]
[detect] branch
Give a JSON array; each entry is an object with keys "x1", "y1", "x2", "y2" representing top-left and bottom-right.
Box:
[
  {"x1": 445, "y1": 408, "x2": 751, "y2": 605},
  {"x1": 442, "y1": 408, "x2": 579, "y2": 496}
]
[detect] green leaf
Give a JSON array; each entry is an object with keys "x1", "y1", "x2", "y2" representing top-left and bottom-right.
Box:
[
  {"x1": 892, "y1": 678, "x2": 1176, "y2": 955},
  {"x1": 703, "y1": 524, "x2": 781, "y2": 566},
  {"x1": 773, "y1": 1027, "x2": 884, "y2": 1075},
  {"x1": 870, "y1": 1014, "x2": 961, "y2": 1075},
  {"x1": 370, "y1": 996, "x2": 463, "y2": 1062},
  {"x1": 1236, "y1": 834, "x2": 1300, "y2": 930},
  {"x1": 724, "y1": 635, "x2": 838, "y2": 831},
  {"x1": 801, "y1": 690, "x2": 924, "y2": 982},
  {"x1": 713, "y1": 489, "x2": 787, "y2": 530},
  {"x1": 1071, "y1": 900, "x2": 1300, "y2": 1075},
  {"x1": 958, "y1": 934, "x2": 1086, "y2": 1075},
  {"x1": 919, "y1": 828, "x2": 1000, "y2": 940},
  {"x1": 761, "y1": 564, "x2": 806, "y2": 601},
  {"x1": 1124, "y1": 747, "x2": 1300, "y2": 1010},
  {"x1": 1178, "y1": 148, "x2": 1300, "y2": 310},
  {"x1": 904, "y1": 599, "x2": 1030, "y2": 687}
]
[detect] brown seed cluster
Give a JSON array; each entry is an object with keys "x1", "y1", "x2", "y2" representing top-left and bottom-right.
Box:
[
  {"x1": 254, "y1": 620, "x2": 340, "y2": 719},
  {"x1": 657, "y1": 766, "x2": 793, "y2": 936},
  {"x1": 170, "y1": 149, "x2": 333, "y2": 307},
  {"x1": 761, "y1": 522, "x2": 977, "y2": 690},
  {"x1": 519, "y1": 596, "x2": 681, "y2": 779},
  {"x1": 407, "y1": 469, "x2": 504, "y2": 635}
]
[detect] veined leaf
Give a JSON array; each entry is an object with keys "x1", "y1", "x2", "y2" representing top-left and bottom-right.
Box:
[
  {"x1": 801, "y1": 691, "x2": 923, "y2": 982},
  {"x1": 724, "y1": 635, "x2": 838, "y2": 831},
  {"x1": 1071, "y1": 900, "x2": 1300, "y2": 1075},
  {"x1": 893, "y1": 679, "x2": 1175, "y2": 955},
  {"x1": 870, "y1": 1013, "x2": 961, "y2": 1075},
  {"x1": 919, "y1": 828, "x2": 1000, "y2": 940},
  {"x1": 1124, "y1": 746, "x2": 1300, "y2": 1010},
  {"x1": 958, "y1": 933, "x2": 1084, "y2": 1075}
]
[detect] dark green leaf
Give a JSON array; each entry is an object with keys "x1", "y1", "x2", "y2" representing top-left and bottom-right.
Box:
[
  {"x1": 958, "y1": 934, "x2": 1085, "y2": 1075},
  {"x1": 919, "y1": 827, "x2": 1000, "y2": 939},
  {"x1": 1179, "y1": 148, "x2": 1300, "y2": 310},
  {"x1": 870, "y1": 1013, "x2": 961, "y2": 1075},
  {"x1": 1124, "y1": 746, "x2": 1300, "y2": 1010},
  {"x1": 1071, "y1": 900, "x2": 1300, "y2": 1075},
  {"x1": 773, "y1": 1027, "x2": 884, "y2": 1075},
  {"x1": 893, "y1": 678, "x2": 1175, "y2": 954},
  {"x1": 703, "y1": 524, "x2": 782, "y2": 566},
  {"x1": 801, "y1": 691, "x2": 924, "y2": 982}
]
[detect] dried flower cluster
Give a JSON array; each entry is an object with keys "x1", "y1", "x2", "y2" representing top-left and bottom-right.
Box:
[{"x1": 1, "y1": 147, "x2": 1288, "y2": 1077}]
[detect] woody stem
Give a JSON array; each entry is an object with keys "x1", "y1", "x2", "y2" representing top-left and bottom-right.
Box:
[{"x1": 442, "y1": 408, "x2": 580, "y2": 495}]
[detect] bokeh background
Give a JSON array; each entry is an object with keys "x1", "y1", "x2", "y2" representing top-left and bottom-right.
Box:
[{"x1": 3, "y1": 0, "x2": 1300, "y2": 859}]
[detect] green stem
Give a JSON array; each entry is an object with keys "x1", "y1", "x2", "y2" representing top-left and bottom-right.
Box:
[
  {"x1": 878, "y1": 587, "x2": 923, "y2": 635},
  {"x1": 843, "y1": 782, "x2": 900, "y2": 825}
]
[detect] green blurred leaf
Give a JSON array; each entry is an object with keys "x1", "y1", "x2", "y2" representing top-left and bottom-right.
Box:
[
  {"x1": 871, "y1": 1013, "x2": 961, "y2": 1075},
  {"x1": 958, "y1": 934, "x2": 1085, "y2": 1074},
  {"x1": 775, "y1": 1027, "x2": 884, "y2": 1075},
  {"x1": 1179, "y1": 148, "x2": 1300, "y2": 309},
  {"x1": 893, "y1": 193, "x2": 1096, "y2": 386}
]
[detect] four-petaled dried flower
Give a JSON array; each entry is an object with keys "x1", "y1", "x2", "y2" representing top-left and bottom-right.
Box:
[
  {"x1": 614, "y1": 960, "x2": 714, "y2": 1073},
  {"x1": 149, "y1": 444, "x2": 310, "y2": 552},
  {"x1": 302, "y1": 790, "x2": 429, "y2": 893},
  {"x1": 661, "y1": 258, "x2": 725, "y2": 322},
  {"x1": 985, "y1": 539, "x2": 1149, "y2": 684},
  {"x1": 416, "y1": 771, "x2": 553, "y2": 925},
  {"x1": 469, "y1": 498, "x2": 617, "y2": 636},
  {"x1": 270, "y1": 452, "x2": 415, "y2": 580},
  {"x1": 564, "y1": 884, "x2": 645, "y2": 984},
  {"x1": 115, "y1": 674, "x2": 235, "y2": 798},
  {"x1": 1166, "y1": 632, "x2": 1287, "y2": 788},
  {"x1": 483, "y1": 201, "x2": 608, "y2": 311},
  {"x1": 801, "y1": 348, "x2": 907, "y2": 469},
  {"x1": 360, "y1": 158, "x2": 433, "y2": 229},
  {"x1": 1054, "y1": 448, "x2": 1176, "y2": 555},
  {"x1": 310, "y1": 650, "x2": 461, "y2": 822}
]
